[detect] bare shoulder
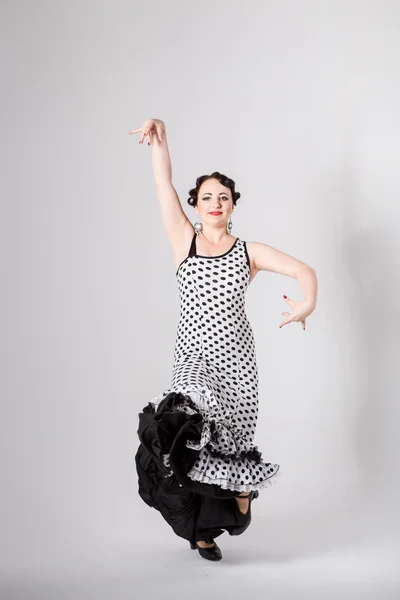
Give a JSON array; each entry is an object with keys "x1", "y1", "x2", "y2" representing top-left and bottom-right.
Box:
[{"x1": 245, "y1": 241, "x2": 264, "y2": 265}]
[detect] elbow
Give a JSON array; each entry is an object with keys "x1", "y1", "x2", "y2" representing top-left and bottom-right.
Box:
[{"x1": 295, "y1": 264, "x2": 317, "y2": 278}]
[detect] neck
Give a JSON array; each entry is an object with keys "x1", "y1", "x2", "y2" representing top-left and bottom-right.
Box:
[{"x1": 198, "y1": 231, "x2": 232, "y2": 245}]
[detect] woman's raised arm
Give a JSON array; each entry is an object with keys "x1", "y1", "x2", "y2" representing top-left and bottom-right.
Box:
[{"x1": 129, "y1": 119, "x2": 193, "y2": 244}]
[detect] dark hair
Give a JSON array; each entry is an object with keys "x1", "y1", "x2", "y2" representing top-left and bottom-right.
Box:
[{"x1": 187, "y1": 171, "x2": 241, "y2": 207}]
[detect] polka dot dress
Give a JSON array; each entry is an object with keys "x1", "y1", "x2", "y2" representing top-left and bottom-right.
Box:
[{"x1": 150, "y1": 232, "x2": 280, "y2": 493}]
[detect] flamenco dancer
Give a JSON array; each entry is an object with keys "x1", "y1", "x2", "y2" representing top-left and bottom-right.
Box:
[{"x1": 129, "y1": 118, "x2": 318, "y2": 561}]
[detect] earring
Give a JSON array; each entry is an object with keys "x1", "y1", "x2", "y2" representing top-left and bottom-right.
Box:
[
  {"x1": 227, "y1": 215, "x2": 233, "y2": 234},
  {"x1": 194, "y1": 216, "x2": 203, "y2": 235}
]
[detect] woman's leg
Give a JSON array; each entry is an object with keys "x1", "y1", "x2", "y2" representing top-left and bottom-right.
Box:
[
  {"x1": 196, "y1": 539, "x2": 215, "y2": 548},
  {"x1": 235, "y1": 491, "x2": 251, "y2": 514}
]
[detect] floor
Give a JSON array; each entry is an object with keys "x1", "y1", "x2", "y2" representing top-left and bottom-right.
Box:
[{"x1": 1, "y1": 508, "x2": 399, "y2": 600}]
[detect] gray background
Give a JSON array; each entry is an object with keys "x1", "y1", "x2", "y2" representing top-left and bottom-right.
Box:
[{"x1": 1, "y1": 0, "x2": 399, "y2": 598}]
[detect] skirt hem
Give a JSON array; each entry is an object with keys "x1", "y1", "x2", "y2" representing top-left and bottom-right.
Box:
[{"x1": 187, "y1": 463, "x2": 282, "y2": 493}]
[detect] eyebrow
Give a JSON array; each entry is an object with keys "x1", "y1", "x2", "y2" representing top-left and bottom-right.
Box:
[{"x1": 202, "y1": 192, "x2": 229, "y2": 197}]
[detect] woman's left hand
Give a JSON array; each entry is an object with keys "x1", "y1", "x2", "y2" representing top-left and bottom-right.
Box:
[{"x1": 279, "y1": 296, "x2": 315, "y2": 330}]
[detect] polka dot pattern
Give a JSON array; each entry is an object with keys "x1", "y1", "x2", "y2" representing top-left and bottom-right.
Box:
[{"x1": 151, "y1": 234, "x2": 280, "y2": 493}]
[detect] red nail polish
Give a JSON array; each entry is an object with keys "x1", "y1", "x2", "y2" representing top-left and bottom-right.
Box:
[{"x1": 283, "y1": 295, "x2": 287, "y2": 299}]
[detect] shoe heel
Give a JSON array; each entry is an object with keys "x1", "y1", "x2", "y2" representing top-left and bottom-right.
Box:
[{"x1": 190, "y1": 542, "x2": 197, "y2": 549}]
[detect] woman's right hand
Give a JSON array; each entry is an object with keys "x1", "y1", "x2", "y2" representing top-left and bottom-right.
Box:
[{"x1": 128, "y1": 118, "x2": 165, "y2": 145}]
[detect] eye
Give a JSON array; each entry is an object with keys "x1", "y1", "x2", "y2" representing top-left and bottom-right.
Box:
[{"x1": 202, "y1": 196, "x2": 229, "y2": 201}]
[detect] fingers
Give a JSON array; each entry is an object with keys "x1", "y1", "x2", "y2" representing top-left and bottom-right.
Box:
[
  {"x1": 279, "y1": 319, "x2": 291, "y2": 328},
  {"x1": 279, "y1": 310, "x2": 291, "y2": 327},
  {"x1": 279, "y1": 317, "x2": 307, "y2": 329},
  {"x1": 280, "y1": 295, "x2": 307, "y2": 329},
  {"x1": 140, "y1": 130, "x2": 151, "y2": 144},
  {"x1": 283, "y1": 295, "x2": 294, "y2": 306},
  {"x1": 129, "y1": 122, "x2": 162, "y2": 144}
]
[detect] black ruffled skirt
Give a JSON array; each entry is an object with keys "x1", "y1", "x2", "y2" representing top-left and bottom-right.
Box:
[{"x1": 134, "y1": 391, "x2": 260, "y2": 544}]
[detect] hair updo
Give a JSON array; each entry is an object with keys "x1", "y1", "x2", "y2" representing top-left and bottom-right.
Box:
[{"x1": 187, "y1": 171, "x2": 241, "y2": 207}]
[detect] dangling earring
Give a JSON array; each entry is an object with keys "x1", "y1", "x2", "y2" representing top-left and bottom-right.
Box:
[
  {"x1": 227, "y1": 214, "x2": 233, "y2": 234},
  {"x1": 194, "y1": 215, "x2": 203, "y2": 235}
]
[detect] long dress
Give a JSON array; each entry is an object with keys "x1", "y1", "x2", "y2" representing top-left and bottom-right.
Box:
[{"x1": 135, "y1": 232, "x2": 280, "y2": 544}]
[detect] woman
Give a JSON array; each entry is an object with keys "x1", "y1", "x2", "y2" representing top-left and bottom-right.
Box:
[{"x1": 129, "y1": 118, "x2": 318, "y2": 562}]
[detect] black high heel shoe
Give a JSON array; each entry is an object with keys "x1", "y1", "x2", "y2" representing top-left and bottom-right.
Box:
[
  {"x1": 189, "y1": 540, "x2": 222, "y2": 561},
  {"x1": 233, "y1": 490, "x2": 259, "y2": 535}
]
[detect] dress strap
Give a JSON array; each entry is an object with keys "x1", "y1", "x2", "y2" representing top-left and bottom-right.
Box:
[{"x1": 188, "y1": 233, "x2": 197, "y2": 257}]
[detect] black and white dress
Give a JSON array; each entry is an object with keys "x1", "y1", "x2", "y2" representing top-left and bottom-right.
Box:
[{"x1": 148, "y1": 232, "x2": 280, "y2": 493}]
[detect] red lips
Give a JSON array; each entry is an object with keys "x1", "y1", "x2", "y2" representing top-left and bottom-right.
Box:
[{"x1": 209, "y1": 212, "x2": 222, "y2": 215}]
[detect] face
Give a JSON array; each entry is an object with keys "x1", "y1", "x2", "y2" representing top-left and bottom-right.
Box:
[{"x1": 195, "y1": 178, "x2": 234, "y2": 227}]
